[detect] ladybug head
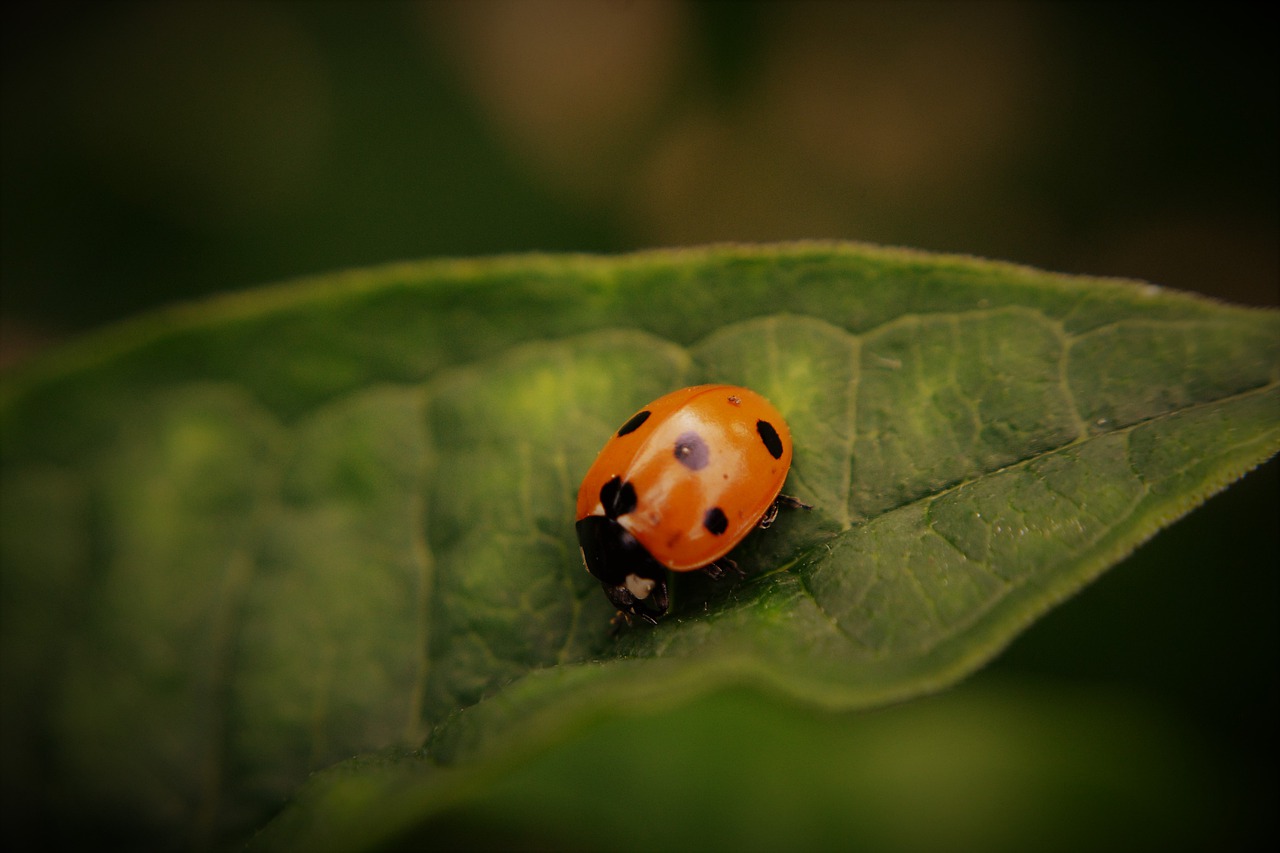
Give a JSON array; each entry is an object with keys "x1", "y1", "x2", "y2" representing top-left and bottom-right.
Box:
[{"x1": 575, "y1": 515, "x2": 669, "y2": 624}]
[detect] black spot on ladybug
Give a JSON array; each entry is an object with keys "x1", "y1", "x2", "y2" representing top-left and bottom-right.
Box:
[
  {"x1": 757, "y1": 420, "x2": 784, "y2": 460},
  {"x1": 673, "y1": 431, "x2": 710, "y2": 470},
  {"x1": 703, "y1": 506, "x2": 728, "y2": 535},
  {"x1": 616, "y1": 410, "x2": 651, "y2": 436},
  {"x1": 600, "y1": 476, "x2": 637, "y2": 518}
]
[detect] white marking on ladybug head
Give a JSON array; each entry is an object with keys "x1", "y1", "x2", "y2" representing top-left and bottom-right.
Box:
[{"x1": 624, "y1": 573, "x2": 656, "y2": 600}]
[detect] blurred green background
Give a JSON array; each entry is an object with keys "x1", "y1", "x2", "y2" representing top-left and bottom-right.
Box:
[
  {"x1": 3, "y1": 1, "x2": 1276, "y2": 848},
  {"x1": 3, "y1": 0, "x2": 1276, "y2": 349}
]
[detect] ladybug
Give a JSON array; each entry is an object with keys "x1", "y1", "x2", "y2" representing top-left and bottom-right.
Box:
[{"x1": 575, "y1": 384, "x2": 809, "y2": 624}]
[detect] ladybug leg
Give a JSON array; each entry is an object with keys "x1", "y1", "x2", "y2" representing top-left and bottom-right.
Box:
[
  {"x1": 778, "y1": 493, "x2": 813, "y2": 511},
  {"x1": 702, "y1": 557, "x2": 743, "y2": 581},
  {"x1": 608, "y1": 611, "x2": 630, "y2": 636},
  {"x1": 607, "y1": 604, "x2": 659, "y2": 633},
  {"x1": 650, "y1": 579, "x2": 670, "y2": 617},
  {"x1": 609, "y1": 609, "x2": 655, "y2": 636},
  {"x1": 757, "y1": 493, "x2": 813, "y2": 529}
]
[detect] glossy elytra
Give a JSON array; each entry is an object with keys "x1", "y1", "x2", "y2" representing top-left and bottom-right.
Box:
[{"x1": 575, "y1": 384, "x2": 809, "y2": 623}]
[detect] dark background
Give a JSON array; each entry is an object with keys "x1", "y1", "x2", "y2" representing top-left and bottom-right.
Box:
[
  {"x1": 3, "y1": 1, "x2": 1276, "y2": 846},
  {"x1": 3, "y1": 1, "x2": 1275, "y2": 349}
]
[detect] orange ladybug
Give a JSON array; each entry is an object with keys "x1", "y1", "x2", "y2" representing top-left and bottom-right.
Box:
[{"x1": 575, "y1": 384, "x2": 808, "y2": 623}]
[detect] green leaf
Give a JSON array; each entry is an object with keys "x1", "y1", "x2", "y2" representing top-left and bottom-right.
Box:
[
  {"x1": 1, "y1": 243, "x2": 1276, "y2": 847},
  {"x1": 252, "y1": 679, "x2": 1235, "y2": 853}
]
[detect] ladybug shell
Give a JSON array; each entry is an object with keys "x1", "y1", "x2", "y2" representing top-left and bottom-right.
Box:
[{"x1": 575, "y1": 384, "x2": 794, "y2": 571}]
